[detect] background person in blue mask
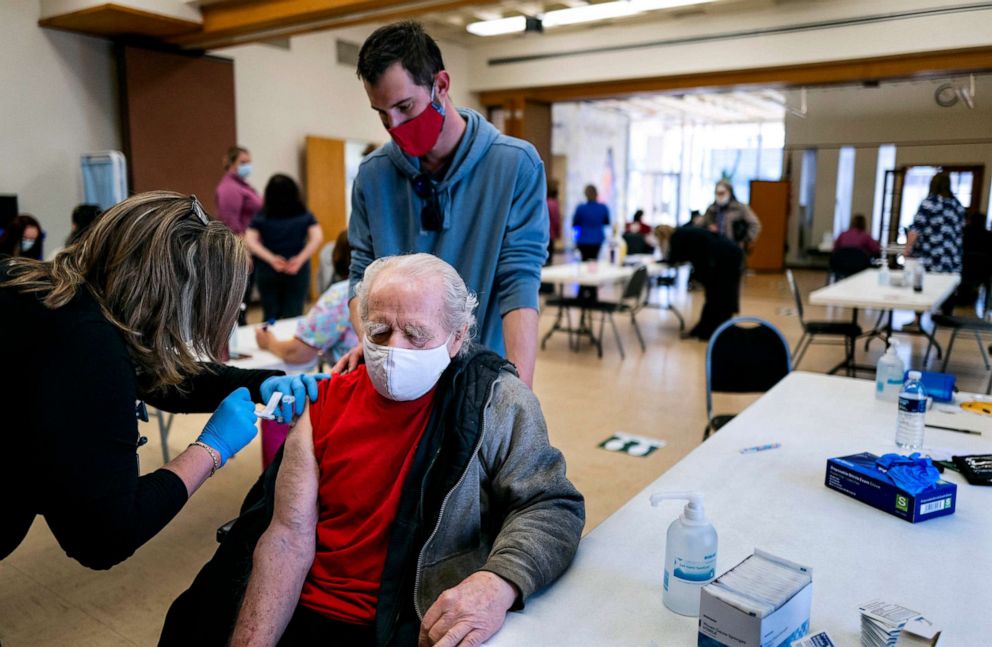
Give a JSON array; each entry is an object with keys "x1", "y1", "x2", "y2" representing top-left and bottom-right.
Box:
[
  {"x1": 0, "y1": 192, "x2": 323, "y2": 570},
  {"x1": 572, "y1": 184, "x2": 611, "y2": 261},
  {"x1": 216, "y1": 145, "x2": 264, "y2": 325},
  {"x1": 333, "y1": 21, "x2": 548, "y2": 388}
]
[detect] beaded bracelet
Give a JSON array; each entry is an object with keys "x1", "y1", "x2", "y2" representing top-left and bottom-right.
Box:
[{"x1": 190, "y1": 441, "x2": 221, "y2": 476}]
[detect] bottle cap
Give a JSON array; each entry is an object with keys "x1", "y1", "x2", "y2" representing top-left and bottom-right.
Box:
[{"x1": 908, "y1": 370, "x2": 922, "y2": 380}]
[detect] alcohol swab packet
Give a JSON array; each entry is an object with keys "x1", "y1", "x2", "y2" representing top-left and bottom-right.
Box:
[{"x1": 791, "y1": 631, "x2": 836, "y2": 647}]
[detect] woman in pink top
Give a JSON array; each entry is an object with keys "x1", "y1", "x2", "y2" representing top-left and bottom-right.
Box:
[
  {"x1": 835, "y1": 214, "x2": 881, "y2": 257},
  {"x1": 216, "y1": 146, "x2": 263, "y2": 323},
  {"x1": 215, "y1": 146, "x2": 263, "y2": 235}
]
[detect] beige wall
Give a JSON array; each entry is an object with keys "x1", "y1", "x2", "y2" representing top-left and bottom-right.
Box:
[
  {"x1": 220, "y1": 26, "x2": 477, "y2": 203},
  {"x1": 0, "y1": 1, "x2": 119, "y2": 247}
]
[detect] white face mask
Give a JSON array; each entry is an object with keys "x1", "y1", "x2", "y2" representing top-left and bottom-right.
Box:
[
  {"x1": 363, "y1": 332, "x2": 452, "y2": 401},
  {"x1": 715, "y1": 193, "x2": 730, "y2": 206}
]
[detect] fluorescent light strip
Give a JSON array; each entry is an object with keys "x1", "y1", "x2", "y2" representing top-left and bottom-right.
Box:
[
  {"x1": 543, "y1": 2, "x2": 639, "y2": 28},
  {"x1": 467, "y1": 0, "x2": 717, "y2": 37},
  {"x1": 467, "y1": 15, "x2": 526, "y2": 36}
]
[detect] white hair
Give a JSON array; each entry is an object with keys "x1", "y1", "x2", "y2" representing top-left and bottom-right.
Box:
[{"x1": 355, "y1": 254, "x2": 478, "y2": 356}]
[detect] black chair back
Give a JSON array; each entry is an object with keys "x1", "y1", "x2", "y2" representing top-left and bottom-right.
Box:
[
  {"x1": 829, "y1": 247, "x2": 872, "y2": 280},
  {"x1": 623, "y1": 231, "x2": 653, "y2": 255},
  {"x1": 707, "y1": 317, "x2": 791, "y2": 396},
  {"x1": 622, "y1": 265, "x2": 650, "y2": 302}
]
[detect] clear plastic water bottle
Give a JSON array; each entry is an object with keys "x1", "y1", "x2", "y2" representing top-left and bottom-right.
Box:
[
  {"x1": 912, "y1": 262, "x2": 924, "y2": 293},
  {"x1": 895, "y1": 371, "x2": 927, "y2": 449}
]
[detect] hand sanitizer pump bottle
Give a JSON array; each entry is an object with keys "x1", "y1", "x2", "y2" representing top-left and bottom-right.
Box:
[{"x1": 650, "y1": 492, "x2": 718, "y2": 617}]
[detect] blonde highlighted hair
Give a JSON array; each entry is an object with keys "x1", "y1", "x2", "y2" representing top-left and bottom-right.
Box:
[{"x1": 2, "y1": 191, "x2": 248, "y2": 390}]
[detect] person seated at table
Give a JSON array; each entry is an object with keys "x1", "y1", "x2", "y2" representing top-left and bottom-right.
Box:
[
  {"x1": 625, "y1": 209, "x2": 651, "y2": 236},
  {"x1": 255, "y1": 230, "x2": 357, "y2": 366},
  {"x1": 0, "y1": 214, "x2": 44, "y2": 260},
  {"x1": 656, "y1": 225, "x2": 743, "y2": 340},
  {"x1": 161, "y1": 253, "x2": 585, "y2": 647},
  {"x1": 834, "y1": 214, "x2": 881, "y2": 258}
]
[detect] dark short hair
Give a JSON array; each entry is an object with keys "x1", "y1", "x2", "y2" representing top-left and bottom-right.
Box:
[
  {"x1": 72, "y1": 204, "x2": 102, "y2": 228},
  {"x1": 851, "y1": 214, "x2": 867, "y2": 231},
  {"x1": 357, "y1": 21, "x2": 445, "y2": 88},
  {"x1": 68, "y1": 204, "x2": 102, "y2": 245},
  {"x1": 263, "y1": 174, "x2": 307, "y2": 220}
]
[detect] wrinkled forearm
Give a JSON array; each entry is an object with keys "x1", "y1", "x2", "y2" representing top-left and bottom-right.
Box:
[
  {"x1": 231, "y1": 524, "x2": 314, "y2": 647},
  {"x1": 502, "y1": 308, "x2": 538, "y2": 388}
]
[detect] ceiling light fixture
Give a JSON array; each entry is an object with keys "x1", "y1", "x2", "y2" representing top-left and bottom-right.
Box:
[
  {"x1": 467, "y1": 15, "x2": 526, "y2": 36},
  {"x1": 466, "y1": 0, "x2": 717, "y2": 37}
]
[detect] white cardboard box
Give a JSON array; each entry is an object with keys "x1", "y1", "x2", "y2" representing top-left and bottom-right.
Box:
[{"x1": 697, "y1": 555, "x2": 812, "y2": 647}]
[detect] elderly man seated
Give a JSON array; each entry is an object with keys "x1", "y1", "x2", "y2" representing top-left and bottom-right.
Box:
[{"x1": 163, "y1": 253, "x2": 585, "y2": 647}]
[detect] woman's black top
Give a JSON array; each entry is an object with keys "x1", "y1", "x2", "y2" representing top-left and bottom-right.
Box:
[
  {"x1": 0, "y1": 264, "x2": 280, "y2": 569},
  {"x1": 248, "y1": 210, "x2": 317, "y2": 261}
]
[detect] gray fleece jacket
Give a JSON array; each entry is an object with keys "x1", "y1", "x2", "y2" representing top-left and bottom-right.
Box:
[{"x1": 413, "y1": 370, "x2": 585, "y2": 618}]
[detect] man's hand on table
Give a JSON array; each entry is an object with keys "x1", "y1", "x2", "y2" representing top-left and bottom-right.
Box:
[{"x1": 419, "y1": 571, "x2": 517, "y2": 647}]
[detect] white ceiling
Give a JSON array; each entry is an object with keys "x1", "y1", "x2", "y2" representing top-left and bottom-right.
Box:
[{"x1": 420, "y1": 0, "x2": 797, "y2": 44}]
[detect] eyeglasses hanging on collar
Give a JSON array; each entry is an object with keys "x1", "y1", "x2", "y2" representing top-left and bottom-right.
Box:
[
  {"x1": 189, "y1": 195, "x2": 209, "y2": 225},
  {"x1": 411, "y1": 173, "x2": 442, "y2": 232}
]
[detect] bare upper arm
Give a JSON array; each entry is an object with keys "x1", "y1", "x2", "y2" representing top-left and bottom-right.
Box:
[{"x1": 272, "y1": 403, "x2": 320, "y2": 536}]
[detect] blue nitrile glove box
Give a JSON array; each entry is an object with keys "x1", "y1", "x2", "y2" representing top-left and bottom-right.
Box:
[
  {"x1": 902, "y1": 370, "x2": 955, "y2": 403},
  {"x1": 825, "y1": 452, "x2": 956, "y2": 523}
]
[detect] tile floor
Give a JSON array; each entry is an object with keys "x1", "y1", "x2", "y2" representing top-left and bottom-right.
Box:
[{"x1": 1, "y1": 269, "x2": 988, "y2": 645}]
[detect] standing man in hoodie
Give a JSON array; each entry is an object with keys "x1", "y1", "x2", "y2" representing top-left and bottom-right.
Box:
[{"x1": 334, "y1": 21, "x2": 548, "y2": 388}]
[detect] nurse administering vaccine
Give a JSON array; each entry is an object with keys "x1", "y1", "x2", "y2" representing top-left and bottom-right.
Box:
[{"x1": 0, "y1": 192, "x2": 323, "y2": 570}]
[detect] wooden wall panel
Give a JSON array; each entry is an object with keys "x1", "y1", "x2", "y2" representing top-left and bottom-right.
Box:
[
  {"x1": 120, "y1": 46, "x2": 236, "y2": 215},
  {"x1": 305, "y1": 136, "x2": 347, "y2": 298},
  {"x1": 748, "y1": 180, "x2": 790, "y2": 272}
]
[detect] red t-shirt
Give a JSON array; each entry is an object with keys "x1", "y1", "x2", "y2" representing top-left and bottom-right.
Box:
[{"x1": 298, "y1": 366, "x2": 436, "y2": 624}]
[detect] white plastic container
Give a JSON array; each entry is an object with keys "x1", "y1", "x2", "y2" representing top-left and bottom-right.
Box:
[
  {"x1": 875, "y1": 342, "x2": 905, "y2": 402},
  {"x1": 650, "y1": 491, "x2": 718, "y2": 617},
  {"x1": 878, "y1": 264, "x2": 890, "y2": 286}
]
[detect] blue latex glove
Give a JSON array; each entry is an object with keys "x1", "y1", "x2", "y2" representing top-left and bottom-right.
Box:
[
  {"x1": 197, "y1": 387, "x2": 258, "y2": 466},
  {"x1": 260, "y1": 373, "x2": 330, "y2": 422},
  {"x1": 876, "y1": 452, "x2": 941, "y2": 495}
]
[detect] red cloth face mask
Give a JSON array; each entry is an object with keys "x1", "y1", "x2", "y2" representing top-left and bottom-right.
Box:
[{"x1": 388, "y1": 85, "x2": 446, "y2": 158}]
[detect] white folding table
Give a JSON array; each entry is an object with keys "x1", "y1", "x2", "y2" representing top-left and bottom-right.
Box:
[
  {"x1": 540, "y1": 262, "x2": 636, "y2": 356},
  {"x1": 485, "y1": 372, "x2": 992, "y2": 646},
  {"x1": 809, "y1": 269, "x2": 960, "y2": 372},
  {"x1": 540, "y1": 261, "x2": 682, "y2": 356}
]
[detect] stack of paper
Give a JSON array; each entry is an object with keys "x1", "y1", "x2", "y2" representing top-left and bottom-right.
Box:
[
  {"x1": 859, "y1": 600, "x2": 921, "y2": 647},
  {"x1": 704, "y1": 549, "x2": 812, "y2": 618}
]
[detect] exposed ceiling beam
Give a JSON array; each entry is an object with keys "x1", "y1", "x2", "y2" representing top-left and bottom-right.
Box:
[
  {"x1": 170, "y1": 0, "x2": 498, "y2": 49},
  {"x1": 478, "y1": 46, "x2": 992, "y2": 105}
]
